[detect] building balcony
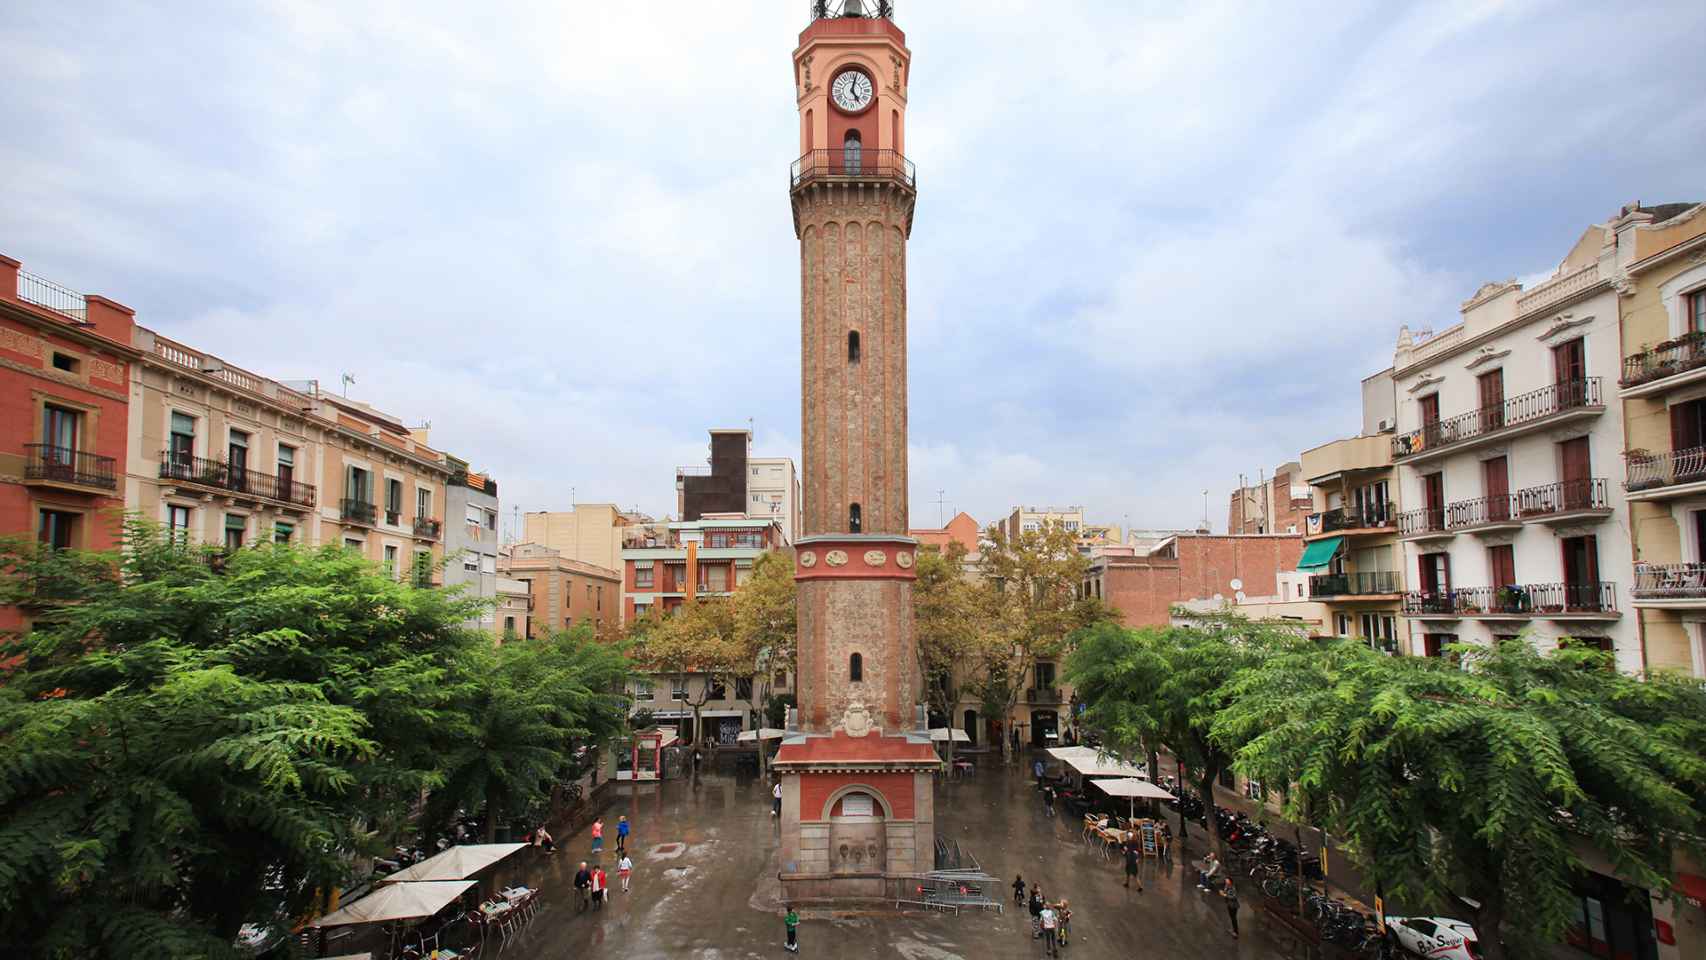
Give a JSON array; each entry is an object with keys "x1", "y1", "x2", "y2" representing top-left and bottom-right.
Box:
[
  {"x1": 1632, "y1": 562, "x2": 1706, "y2": 609},
  {"x1": 790, "y1": 148, "x2": 916, "y2": 192},
  {"x1": 340, "y1": 498, "x2": 377, "y2": 526},
  {"x1": 1308, "y1": 571, "x2": 1401, "y2": 599},
  {"x1": 1402, "y1": 582, "x2": 1618, "y2": 620},
  {"x1": 1390, "y1": 378, "x2": 1603, "y2": 465},
  {"x1": 1625, "y1": 446, "x2": 1706, "y2": 501},
  {"x1": 413, "y1": 516, "x2": 442, "y2": 540},
  {"x1": 1026, "y1": 687, "x2": 1064, "y2": 705},
  {"x1": 1305, "y1": 505, "x2": 1394, "y2": 540},
  {"x1": 1396, "y1": 507, "x2": 1452, "y2": 541},
  {"x1": 1619, "y1": 332, "x2": 1706, "y2": 398},
  {"x1": 158, "y1": 452, "x2": 316, "y2": 508},
  {"x1": 1513, "y1": 478, "x2": 1612, "y2": 525},
  {"x1": 23, "y1": 444, "x2": 117, "y2": 493}
]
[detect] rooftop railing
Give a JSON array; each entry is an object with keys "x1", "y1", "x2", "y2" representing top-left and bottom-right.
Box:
[
  {"x1": 1391, "y1": 378, "x2": 1601, "y2": 459},
  {"x1": 15, "y1": 270, "x2": 87, "y2": 322}
]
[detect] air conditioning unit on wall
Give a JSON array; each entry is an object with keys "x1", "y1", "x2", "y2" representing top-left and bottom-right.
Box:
[{"x1": 1376, "y1": 417, "x2": 1394, "y2": 433}]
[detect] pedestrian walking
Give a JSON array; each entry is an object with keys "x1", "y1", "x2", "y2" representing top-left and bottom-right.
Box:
[
  {"x1": 591, "y1": 818, "x2": 604, "y2": 854},
  {"x1": 591, "y1": 865, "x2": 607, "y2": 910},
  {"x1": 772, "y1": 780, "x2": 783, "y2": 817},
  {"x1": 1043, "y1": 784, "x2": 1056, "y2": 817},
  {"x1": 1056, "y1": 899, "x2": 1072, "y2": 947},
  {"x1": 1122, "y1": 836, "x2": 1144, "y2": 891},
  {"x1": 618, "y1": 853, "x2": 634, "y2": 892},
  {"x1": 616, "y1": 815, "x2": 630, "y2": 853},
  {"x1": 1222, "y1": 877, "x2": 1240, "y2": 939},
  {"x1": 1032, "y1": 758, "x2": 1045, "y2": 782},
  {"x1": 1160, "y1": 822, "x2": 1174, "y2": 864},
  {"x1": 1028, "y1": 886, "x2": 1044, "y2": 939},
  {"x1": 574, "y1": 862, "x2": 592, "y2": 912},
  {"x1": 1039, "y1": 902, "x2": 1060, "y2": 957},
  {"x1": 784, "y1": 906, "x2": 800, "y2": 952},
  {"x1": 1011, "y1": 874, "x2": 1026, "y2": 905}
]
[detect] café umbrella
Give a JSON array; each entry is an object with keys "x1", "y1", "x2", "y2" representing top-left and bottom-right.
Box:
[
  {"x1": 377, "y1": 843, "x2": 528, "y2": 884},
  {"x1": 1093, "y1": 777, "x2": 1176, "y2": 820},
  {"x1": 735, "y1": 727, "x2": 788, "y2": 742},
  {"x1": 309, "y1": 880, "x2": 477, "y2": 927}
]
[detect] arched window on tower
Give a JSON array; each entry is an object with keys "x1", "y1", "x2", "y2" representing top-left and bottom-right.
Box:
[
  {"x1": 849, "y1": 502, "x2": 862, "y2": 533},
  {"x1": 848, "y1": 330, "x2": 861, "y2": 364},
  {"x1": 843, "y1": 129, "x2": 862, "y2": 175},
  {"x1": 849, "y1": 652, "x2": 863, "y2": 683}
]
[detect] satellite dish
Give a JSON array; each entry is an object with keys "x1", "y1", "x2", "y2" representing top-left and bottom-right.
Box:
[
  {"x1": 1230, "y1": 578, "x2": 1244, "y2": 591},
  {"x1": 1235, "y1": 591, "x2": 1247, "y2": 603}
]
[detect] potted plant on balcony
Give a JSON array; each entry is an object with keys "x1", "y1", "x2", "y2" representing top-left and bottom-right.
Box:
[{"x1": 1496, "y1": 585, "x2": 1529, "y2": 614}]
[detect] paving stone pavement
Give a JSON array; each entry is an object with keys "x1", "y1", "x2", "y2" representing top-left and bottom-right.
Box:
[{"x1": 378, "y1": 753, "x2": 1300, "y2": 960}]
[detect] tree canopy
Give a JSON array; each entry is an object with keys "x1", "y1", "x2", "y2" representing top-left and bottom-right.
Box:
[{"x1": 0, "y1": 521, "x2": 632, "y2": 958}]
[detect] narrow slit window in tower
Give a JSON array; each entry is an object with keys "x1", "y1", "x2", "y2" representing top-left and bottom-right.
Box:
[
  {"x1": 848, "y1": 330, "x2": 861, "y2": 364},
  {"x1": 850, "y1": 652, "x2": 863, "y2": 683},
  {"x1": 849, "y1": 502, "x2": 862, "y2": 533}
]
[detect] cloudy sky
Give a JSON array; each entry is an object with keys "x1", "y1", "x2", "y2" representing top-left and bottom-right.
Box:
[{"x1": 4, "y1": 1, "x2": 1704, "y2": 535}]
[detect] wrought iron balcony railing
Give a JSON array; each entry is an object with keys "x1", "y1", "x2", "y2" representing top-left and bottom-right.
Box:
[
  {"x1": 1403, "y1": 581, "x2": 1616, "y2": 617},
  {"x1": 1445, "y1": 493, "x2": 1518, "y2": 528},
  {"x1": 1632, "y1": 562, "x2": 1706, "y2": 600},
  {"x1": 413, "y1": 516, "x2": 442, "y2": 540},
  {"x1": 1626, "y1": 445, "x2": 1706, "y2": 492},
  {"x1": 25, "y1": 444, "x2": 117, "y2": 490},
  {"x1": 1621, "y1": 331, "x2": 1706, "y2": 388},
  {"x1": 158, "y1": 452, "x2": 316, "y2": 506},
  {"x1": 340, "y1": 498, "x2": 377, "y2": 525},
  {"x1": 1311, "y1": 505, "x2": 1394, "y2": 533},
  {"x1": 1026, "y1": 686, "x2": 1064, "y2": 704},
  {"x1": 790, "y1": 148, "x2": 915, "y2": 190},
  {"x1": 1308, "y1": 571, "x2": 1400, "y2": 598},
  {"x1": 1391, "y1": 378, "x2": 1601, "y2": 459},
  {"x1": 1515, "y1": 478, "x2": 1608, "y2": 516},
  {"x1": 1397, "y1": 507, "x2": 1448, "y2": 536}
]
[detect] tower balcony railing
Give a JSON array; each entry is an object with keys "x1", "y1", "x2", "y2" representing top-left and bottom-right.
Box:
[{"x1": 791, "y1": 149, "x2": 916, "y2": 190}]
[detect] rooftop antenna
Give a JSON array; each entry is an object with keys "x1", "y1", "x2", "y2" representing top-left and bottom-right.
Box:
[
  {"x1": 936, "y1": 489, "x2": 946, "y2": 527},
  {"x1": 340, "y1": 373, "x2": 356, "y2": 397},
  {"x1": 1202, "y1": 489, "x2": 1210, "y2": 532}
]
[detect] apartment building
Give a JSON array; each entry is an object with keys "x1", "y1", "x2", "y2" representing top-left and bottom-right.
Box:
[
  {"x1": 1610, "y1": 201, "x2": 1706, "y2": 677},
  {"x1": 298, "y1": 390, "x2": 451, "y2": 586},
  {"x1": 619, "y1": 515, "x2": 783, "y2": 620},
  {"x1": 747, "y1": 456, "x2": 801, "y2": 543},
  {"x1": 444, "y1": 462, "x2": 501, "y2": 629},
  {"x1": 677, "y1": 428, "x2": 749, "y2": 521},
  {"x1": 494, "y1": 576, "x2": 531, "y2": 641},
  {"x1": 128, "y1": 328, "x2": 325, "y2": 551},
  {"x1": 0, "y1": 256, "x2": 135, "y2": 608},
  {"x1": 522, "y1": 503, "x2": 649, "y2": 574},
  {"x1": 1298, "y1": 430, "x2": 1403, "y2": 653},
  {"x1": 1228, "y1": 462, "x2": 1313, "y2": 535},
  {"x1": 1390, "y1": 226, "x2": 1633, "y2": 665},
  {"x1": 997, "y1": 505, "x2": 1083, "y2": 541},
  {"x1": 500, "y1": 542, "x2": 620, "y2": 636}
]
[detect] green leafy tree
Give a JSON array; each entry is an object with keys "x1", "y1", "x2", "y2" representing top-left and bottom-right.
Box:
[
  {"x1": 1067, "y1": 615, "x2": 1294, "y2": 852},
  {"x1": 734, "y1": 551, "x2": 798, "y2": 767},
  {"x1": 0, "y1": 521, "x2": 485, "y2": 956},
  {"x1": 1217, "y1": 637, "x2": 1706, "y2": 960},
  {"x1": 634, "y1": 597, "x2": 746, "y2": 749},
  {"x1": 974, "y1": 520, "x2": 1112, "y2": 761},
  {"x1": 430, "y1": 625, "x2": 631, "y2": 841},
  {"x1": 913, "y1": 541, "x2": 997, "y2": 766}
]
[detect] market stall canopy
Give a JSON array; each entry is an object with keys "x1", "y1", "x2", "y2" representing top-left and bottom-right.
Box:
[
  {"x1": 736, "y1": 727, "x2": 788, "y2": 742},
  {"x1": 1297, "y1": 536, "x2": 1343, "y2": 572},
  {"x1": 377, "y1": 844, "x2": 527, "y2": 884},
  {"x1": 310, "y1": 880, "x2": 476, "y2": 926},
  {"x1": 1045, "y1": 746, "x2": 1102, "y2": 761},
  {"x1": 1064, "y1": 754, "x2": 1150, "y2": 779},
  {"x1": 928, "y1": 727, "x2": 971, "y2": 743}
]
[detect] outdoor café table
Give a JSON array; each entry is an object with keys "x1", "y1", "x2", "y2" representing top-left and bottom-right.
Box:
[{"x1": 500, "y1": 886, "x2": 532, "y2": 903}]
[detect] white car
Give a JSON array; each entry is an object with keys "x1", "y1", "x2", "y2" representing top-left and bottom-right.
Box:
[{"x1": 1385, "y1": 916, "x2": 1481, "y2": 960}]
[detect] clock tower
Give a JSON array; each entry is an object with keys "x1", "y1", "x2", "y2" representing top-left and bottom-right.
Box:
[{"x1": 772, "y1": 0, "x2": 939, "y2": 900}]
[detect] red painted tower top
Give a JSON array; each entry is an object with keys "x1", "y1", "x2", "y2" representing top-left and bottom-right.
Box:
[{"x1": 793, "y1": 1, "x2": 911, "y2": 164}]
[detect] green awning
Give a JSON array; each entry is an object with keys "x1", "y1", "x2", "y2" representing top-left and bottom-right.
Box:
[{"x1": 1297, "y1": 536, "x2": 1343, "y2": 572}]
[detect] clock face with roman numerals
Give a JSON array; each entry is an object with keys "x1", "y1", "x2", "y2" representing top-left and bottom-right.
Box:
[{"x1": 831, "y1": 70, "x2": 874, "y2": 112}]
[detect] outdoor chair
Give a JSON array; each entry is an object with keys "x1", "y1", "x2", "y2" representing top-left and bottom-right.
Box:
[{"x1": 463, "y1": 909, "x2": 488, "y2": 944}]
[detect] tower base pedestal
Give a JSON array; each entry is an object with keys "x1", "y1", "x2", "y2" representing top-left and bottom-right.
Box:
[{"x1": 773, "y1": 730, "x2": 940, "y2": 902}]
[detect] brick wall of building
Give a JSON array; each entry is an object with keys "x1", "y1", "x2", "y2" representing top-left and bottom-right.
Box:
[{"x1": 1100, "y1": 534, "x2": 1305, "y2": 627}]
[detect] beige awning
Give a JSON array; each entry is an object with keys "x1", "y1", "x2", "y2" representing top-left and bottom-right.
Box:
[
  {"x1": 310, "y1": 881, "x2": 476, "y2": 926},
  {"x1": 736, "y1": 727, "x2": 788, "y2": 742},
  {"x1": 1064, "y1": 754, "x2": 1150, "y2": 779},
  {"x1": 1094, "y1": 777, "x2": 1174, "y2": 800},
  {"x1": 377, "y1": 844, "x2": 527, "y2": 884},
  {"x1": 1046, "y1": 746, "x2": 1102, "y2": 761},
  {"x1": 928, "y1": 727, "x2": 971, "y2": 743}
]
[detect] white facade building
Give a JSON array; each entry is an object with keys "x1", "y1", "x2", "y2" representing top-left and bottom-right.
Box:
[
  {"x1": 746, "y1": 456, "x2": 800, "y2": 544},
  {"x1": 1389, "y1": 254, "x2": 1635, "y2": 668}
]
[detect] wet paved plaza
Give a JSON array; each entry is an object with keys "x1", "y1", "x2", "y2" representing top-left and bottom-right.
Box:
[{"x1": 436, "y1": 751, "x2": 1298, "y2": 960}]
